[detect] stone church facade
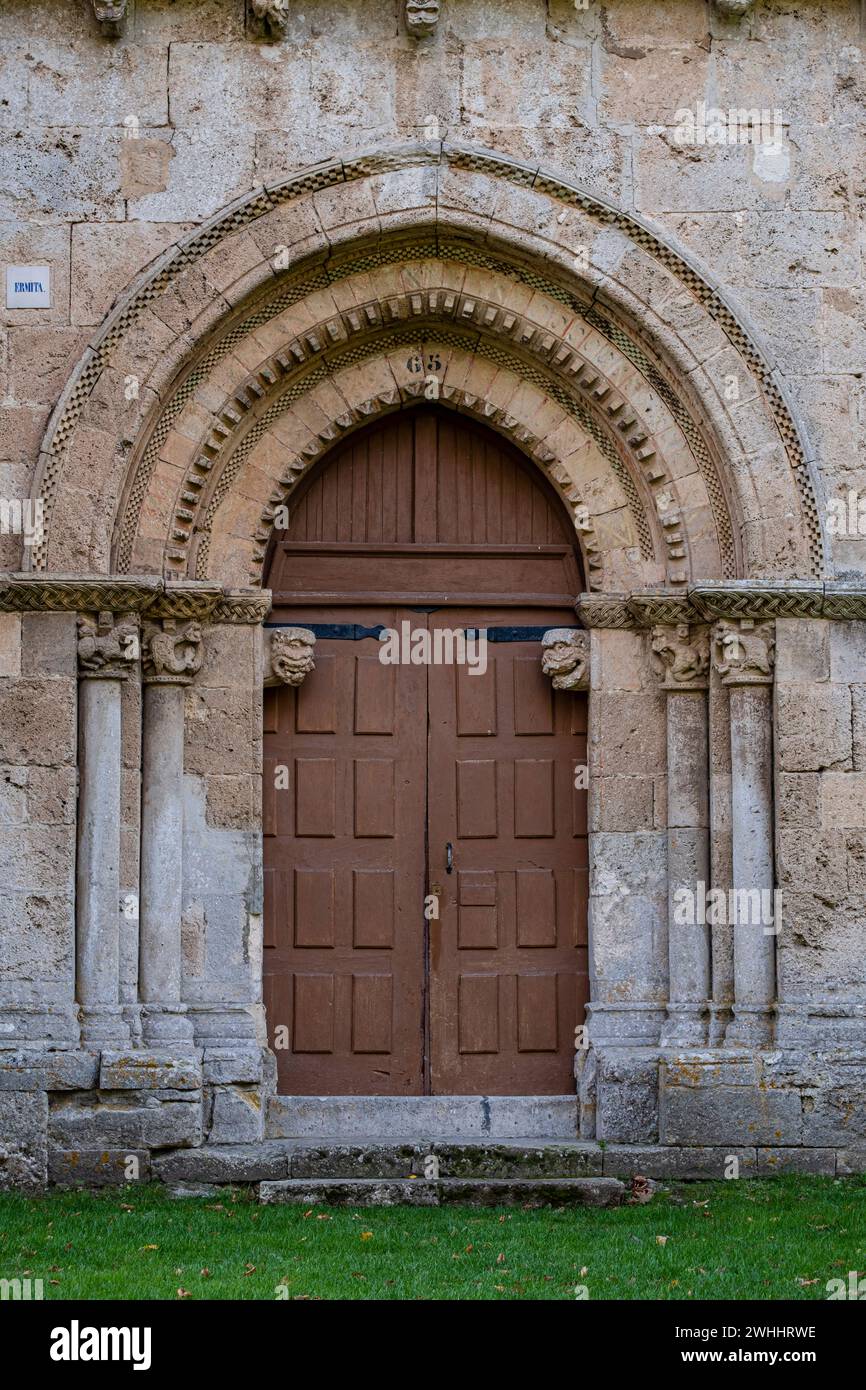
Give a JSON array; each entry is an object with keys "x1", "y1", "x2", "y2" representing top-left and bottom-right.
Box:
[{"x1": 2, "y1": 0, "x2": 866, "y2": 1191}]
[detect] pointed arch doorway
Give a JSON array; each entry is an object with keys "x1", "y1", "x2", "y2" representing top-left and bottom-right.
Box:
[{"x1": 263, "y1": 408, "x2": 588, "y2": 1095}]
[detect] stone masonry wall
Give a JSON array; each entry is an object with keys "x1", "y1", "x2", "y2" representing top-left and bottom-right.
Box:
[
  {"x1": 4, "y1": 1, "x2": 866, "y2": 1186},
  {"x1": 2, "y1": 0, "x2": 866, "y2": 583}
]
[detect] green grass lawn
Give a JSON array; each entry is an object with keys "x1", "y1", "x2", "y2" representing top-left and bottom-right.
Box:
[{"x1": 0, "y1": 1177, "x2": 863, "y2": 1300}]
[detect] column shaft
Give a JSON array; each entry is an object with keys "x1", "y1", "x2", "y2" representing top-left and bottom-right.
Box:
[
  {"x1": 76, "y1": 676, "x2": 128, "y2": 1041},
  {"x1": 663, "y1": 688, "x2": 710, "y2": 1043},
  {"x1": 140, "y1": 681, "x2": 191, "y2": 1039},
  {"x1": 727, "y1": 682, "x2": 776, "y2": 1042}
]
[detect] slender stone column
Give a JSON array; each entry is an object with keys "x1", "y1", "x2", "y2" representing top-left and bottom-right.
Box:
[
  {"x1": 139, "y1": 619, "x2": 203, "y2": 1044},
  {"x1": 76, "y1": 611, "x2": 139, "y2": 1042},
  {"x1": 651, "y1": 624, "x2": 711, "y2": 1045},
  {"x1": 713, "y1": 619, "x2": 776, "y2": 1046}
]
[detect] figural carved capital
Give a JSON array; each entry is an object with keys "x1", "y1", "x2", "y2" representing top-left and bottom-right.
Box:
[
  {"x1": 249, "y1": 0, "x2": 290, "y2": 41},
  {"x1": 404, "y1": 0, "x2": 441, "y2": 39},
  {"x1": 91, "y1": 0, "x2": 127, "y2": 36},
  {"x1": 142, "y1": 619, "x2": 204, "y2": 685},
  {"x1": 712, "y1": 0, "x2": 754, "y2": 17},
  {"x1": 650, "y1": 623, "x2": 710, "y2": 691},
  {"x1": 77, "y1": 611, "x2": 139, "y2": 679},
  {"x1": 540, "y1": 629, "x2": 589, "y2": 692},
  {"x1": 264, "y1": 627, "x2": 317, "y2": 688},
  {"x1": 712, "y1": 619, "x2": 775, "y2": 686}
]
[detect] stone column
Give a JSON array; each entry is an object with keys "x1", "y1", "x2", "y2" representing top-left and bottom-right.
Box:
[
  {"x1": 651, "y1": 624, "x2": 711, "y2": 1045},
  {"x1": 76, "y1": 612, "x2": 139, "y2": 1043},
  {"x1": 139, "y1": 619, "x2": 203, "y2": 1044},
  {"x1": 713, "y1": 619, "x2": 777, "y2": 1046}
]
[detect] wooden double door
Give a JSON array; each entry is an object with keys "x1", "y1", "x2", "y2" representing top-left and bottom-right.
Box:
[{"x1": 263, "y1": 410, "x2": 588, "y2": 1095}]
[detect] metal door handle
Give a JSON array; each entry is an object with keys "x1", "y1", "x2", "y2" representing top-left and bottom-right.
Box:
[{"x1": 446, "y1": 842, "x2": 453, "y2": 874}]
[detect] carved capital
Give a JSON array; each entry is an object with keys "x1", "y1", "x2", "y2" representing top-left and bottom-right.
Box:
[
  {"x1": 712, "y1": 619, "x2": 775, "y2": 686},
  {"x1": 77, "y1": 611, "x2": 139, "y2": 679},
  {"x1": 142, "y1": 619, "x2": 204, "y2": 685},
  {"x1": 404, "y1": 0, "x2": 441, "y2": 39},
  {"x1": 650, "y1": 623, "x2": 709, "y2": 691},
  {"x1": 540, "y1": 628, "x2": 589, "y2": 692},
  {"x1": 713, "y1": 0, "x2": 754, "y2": 16},
  {"x1": 91, "y1": 0, "x2": 127, "y2": 36},
  {"x1": 249, "y1": 0, "x2": 290, "y2": 41},
  {"x1": 264, "y1": 627, "x2": 317, "y2": 688}
]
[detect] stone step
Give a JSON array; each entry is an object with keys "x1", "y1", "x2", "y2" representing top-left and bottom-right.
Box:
[
  {"x1": 258, "y1": 1176, "x2": 625, "y2": 1208},
  {"x1": 286, "y1": 1139, "x2": 602, "y2": 1179},
  {"x1": 152, "y1": 1137, "x2": 600, "y2": 1184},
  {"x1": 267, "y1": 1094, "x2": 579, "y2": 1140}
]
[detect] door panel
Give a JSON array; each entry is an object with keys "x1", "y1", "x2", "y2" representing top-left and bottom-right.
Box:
[
  {"x1": 263, "y1": 407, "x2": 588, "y2": 1097},
  {"x1": 263, "y1": 607, "x2": 427, "y2": 1094},
  {"x1": 427, "y1": 607, "x2": 589, "y2": 1094}
]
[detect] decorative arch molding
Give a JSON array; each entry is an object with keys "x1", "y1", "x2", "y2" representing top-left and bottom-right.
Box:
[{"x1": 32, "y1": 142, "x2": 825, "y2": 588}]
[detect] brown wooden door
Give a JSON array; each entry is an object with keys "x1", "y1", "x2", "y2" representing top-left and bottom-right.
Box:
[
  {"x1": 427, "y1": 607, "x2": 588, "y2": 1094},
  {"x1": 263, "y1": 607, "x2": 428, "y2": 1094},
  {"x1": 263, "y1": 407, "x2": 588, "y2": 1096}
]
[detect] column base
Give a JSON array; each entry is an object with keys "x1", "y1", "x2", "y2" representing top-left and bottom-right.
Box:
[
  {"x1": 707, "y1": 1003, "x2": 733, "y2": 1046},
  {"x1": 79, "y1": 1006, "x2": 130, "y2": 1045},
  {"x1": 585, "y1": 1003, "x2": 666, "y2": 1046},
  {"x1": 660, "y1": 1004, "x2": 708, "y2": 1047},
  {"x1": 725, "y1": 1004, "x2": 775, "y2": 1046},
  {"x1": 187, "y1": 1005, "x2": 259, "y2": 1048},
  {"x1": 141, "y1": 1004, "x2": 195, "y2": 1044}
]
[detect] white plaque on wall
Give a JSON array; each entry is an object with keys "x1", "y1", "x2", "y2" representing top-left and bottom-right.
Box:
[{"x1": 6, "y1": 265, "x2": 51, "y2": 309}]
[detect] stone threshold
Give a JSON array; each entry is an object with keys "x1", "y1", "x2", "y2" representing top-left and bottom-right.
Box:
[{"x1": 267, "y1": 1094, "x2": 579, "y2": 1139}]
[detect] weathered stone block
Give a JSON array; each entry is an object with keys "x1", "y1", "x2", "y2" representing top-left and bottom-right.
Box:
[
  {"x1": 0, "y1": 680, "x2": 76, "y2": 766},
  {"x1": 49, "y1": 1094, "x2": 202, "y2": 1150},
  {"x1": 0, "y1": 613, "x2": 20, "y2": 676},
  {"x1": 153, "y1": 1142, "x2": 287, "y2": 1183},
  {"x1": 138, "y1": 1098, "x2": 203, "y2": 1150},
  {"x1": 596, "y1": 1051, "x2": 659, "y2": 1144},
  {"x1": 209, "y1": 1085, "x2": 264, "y2": 1144},
  {"x1": 0, "y1": 1091, "x2": 48, "y2": 1191},
  {"x1": 757, "y1": 1147, "x2": 836, "y2": 1175},
  {"x1": 660, "y1": 1080, "x2": 803, "y2": 1146},
  {"x1": 20, "y1": 612, "x2": 77, "y2": 677},
  {"x1": 49, "y1": 1149, "x2": 152, "y2": 1188},
  {"x1": 0, "y1": 1050, "x2": 97, "y2": 1091},
  {"x1": 776, "y1": 684, "x2": 852, "y2": 772},
  {"x1": 202, "y1": 1046, "x2": 264, "y2": 1085},
  {"x1": 603, "y1": 1145, "x2": 757, "y2": 1180},
  {"x1": 99, "y1": 1052, "x2": 202, "y2": 1092},
  {"x1": 801, "y1": 1089, "x2": 866, "y2": 1148}
]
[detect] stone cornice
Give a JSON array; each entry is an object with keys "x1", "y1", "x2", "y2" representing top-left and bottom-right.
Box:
[
  {"x1": 0, "y1": 576, "x2": 272, "y2": 625},
  {"x1": 578, "y1": 583, "x2": 866, "y2": 629}
]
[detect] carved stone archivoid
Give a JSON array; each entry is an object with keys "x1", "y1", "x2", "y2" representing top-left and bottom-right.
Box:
[
  {"x1": 712, "y1": 618, "x2": 775, "y2": 686},
  {"x1": 264, "y1": 626, "x2": 317, "y2": 687},
  {"x1": 650, "y1": 623, "x2": 710, "y2": 691},
  {"x1": 142, "y1": 619, "x2": 204, "y2": 685},
  {"x1": 404, "y1": 0, "x2": 441, "y2": 39},
  {"x1": 77, "y1": 611, "x2": 139, "y2": 680},
  {"x1": 249, "y1": 0, "x2": 290, "y2": 41},
  {"x1": 540, "y1": 629, "x2": 589, "y2": 692},
  {"x1": 91, "y1": 0, "x2": 127, "y2": 36}
]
